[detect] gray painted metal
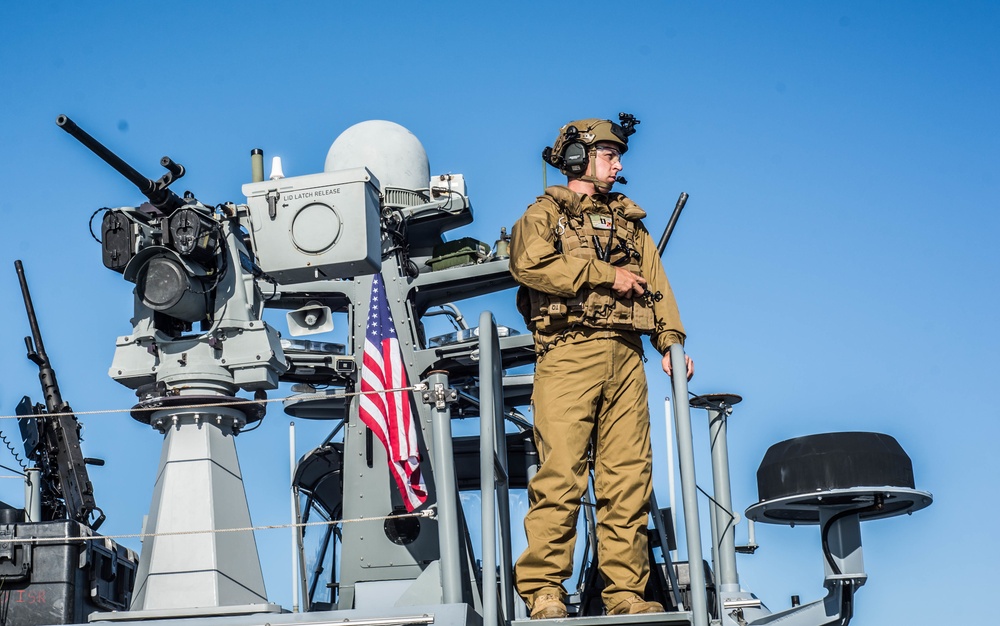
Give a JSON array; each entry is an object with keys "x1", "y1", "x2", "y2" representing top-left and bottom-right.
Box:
[
  {"x1": 649, "y1": 491, "x2": 684, "y2": 610},
  {"x1": 24, "y1": 467, "x2": 41, "y2": 522},
  {"x1": 477, "y1": 311, "x2": 515, "y2": 626},
  {"x1": 511, "y1": 612, "x2": 694, "y2": 626},
  {"x1": 335, "y1": 267, "x2": 445, "y2": 610},
  {"x1": 704, "y1": 399, "x2": 740, "y2": 593},
  {"x1": 427, "y1": 369, "x2": 463, "y2": 604},
  {"x1": 109, "y1": 220, "x2": 285, "y2": 611},
  {"x1": 667, "y1": 344, "x2": 708, "y2": 626},
  {"x1": 94, "y1": 603, "x2": 478, "y2": 626},
  {"x1": 130, "y1": 410, "x2": 267, "y2": 611}
]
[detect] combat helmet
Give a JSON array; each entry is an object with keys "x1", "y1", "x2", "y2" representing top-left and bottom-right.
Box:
[{"x1": 543, "y1": 113, "x2": 639, "y2": 191}]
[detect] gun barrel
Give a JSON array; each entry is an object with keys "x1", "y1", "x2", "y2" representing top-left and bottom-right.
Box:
[
  {"x1": 15, "y1": 260, "x2": 49, "y2": 363},
  {"x1": 657, "y1": 192, "x2": 689, "y2": 257},
  {"x1": 15, "y1": 260, "x2": 64, "y2": 411},
  {"x1": 56, "y1": 115, "x2": 155, "y2": 195}
]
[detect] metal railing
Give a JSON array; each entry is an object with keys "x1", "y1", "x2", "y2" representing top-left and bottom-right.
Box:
[
  {"x1": 669, "y1": 343, "x2": 709, "y2": 626},
  {"x1": 478, "y1": 311, "x2": 515, "y2": 626}
]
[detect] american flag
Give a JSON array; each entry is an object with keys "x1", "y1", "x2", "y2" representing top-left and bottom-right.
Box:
[{"x1": 359, "y1": 274, "x2": 427, "y2": 511}]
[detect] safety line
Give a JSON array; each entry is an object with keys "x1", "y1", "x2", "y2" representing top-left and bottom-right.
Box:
[
  {"x1": 0, "y1": 384, "x2": 426, "y2": 422},
  {"x1": 2, "y1": 507, "x2": 437, "y2": 545}
]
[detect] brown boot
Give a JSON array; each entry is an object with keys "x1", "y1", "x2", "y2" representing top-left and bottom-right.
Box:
[
  {"x1": 607, "y1": 595, "x2": 665, "y2": 615},
  {"x1": 530, "y1": 593, "x2": 568, "y2": 619}
]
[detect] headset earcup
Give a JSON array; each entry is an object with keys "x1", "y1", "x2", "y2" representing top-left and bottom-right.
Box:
[{"x1": 563, "y1": 143, "x2": 588, "y2": 174}]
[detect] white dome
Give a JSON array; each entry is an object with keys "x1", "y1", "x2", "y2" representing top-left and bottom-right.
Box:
[{"x1": 324, "y1": 120, "x2": 430, "y2": 191}]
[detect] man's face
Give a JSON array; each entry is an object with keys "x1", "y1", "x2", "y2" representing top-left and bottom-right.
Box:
[{"x1": 593, "y1": 141, "x2": 624, "y2": 188}]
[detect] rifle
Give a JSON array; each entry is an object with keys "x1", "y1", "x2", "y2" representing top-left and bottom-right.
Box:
[{"x1": 14, "y1": 260, "x2": 104, "y2": 530}]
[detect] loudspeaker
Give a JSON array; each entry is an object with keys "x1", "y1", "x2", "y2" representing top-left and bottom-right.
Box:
[{"x1": 287, "y1": 302, "x2": 334, "y2": 336}]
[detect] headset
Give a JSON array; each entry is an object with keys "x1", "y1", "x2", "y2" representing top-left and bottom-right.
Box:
[{"x1": 543, "y1": 113, "x2": 640, "y2": 183}]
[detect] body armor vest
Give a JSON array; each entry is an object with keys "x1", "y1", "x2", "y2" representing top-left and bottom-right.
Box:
[{"x1": 521, "y1": 193, "x2": 655, "y2": 334}]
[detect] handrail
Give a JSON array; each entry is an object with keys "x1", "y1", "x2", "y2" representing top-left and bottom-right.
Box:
[
  {"x1": 669, "y1": 344, "x2": 709, "y2": 626},
  {"x1": 479, "y1": 311, "x2": 514, "y2": 626}
]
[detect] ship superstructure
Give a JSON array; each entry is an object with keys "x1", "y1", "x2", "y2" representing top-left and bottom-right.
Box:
[{"x1": 0, "y1": 117, "x2": 932, "y2": 626}]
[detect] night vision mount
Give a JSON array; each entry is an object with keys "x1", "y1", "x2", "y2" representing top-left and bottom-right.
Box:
[{"x1": 617, "y1": 112, "x2": 639, "y2": 137}]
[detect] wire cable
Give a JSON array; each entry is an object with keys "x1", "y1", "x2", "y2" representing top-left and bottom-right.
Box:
[
  {"x1": 0, "y1": 383, "x2": 427, "y2": 422},
  {"x1": 0, "y1": 507, "x2": 437, "y2": 546}
]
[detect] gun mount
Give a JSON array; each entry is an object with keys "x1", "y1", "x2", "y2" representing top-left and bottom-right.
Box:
[{"x1": 55, "y1": 117, "x2": 288, "y2": 613}]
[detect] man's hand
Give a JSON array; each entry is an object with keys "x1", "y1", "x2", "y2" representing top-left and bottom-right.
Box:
[
  {"x1": 662, "y1": 352, "x2": 695, "y2": 381},
  {"x1": 612, "y1": 267, "x2": 647, "y2": 298}
]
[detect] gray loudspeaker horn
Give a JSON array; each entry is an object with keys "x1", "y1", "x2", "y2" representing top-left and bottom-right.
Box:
[{"x1": 287, "y1": 302, "x2": 334, "y2": 336}]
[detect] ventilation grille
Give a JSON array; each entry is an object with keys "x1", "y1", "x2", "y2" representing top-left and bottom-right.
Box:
[{"x1": 383, "y1": 187, "x2": 429, "y2": 209}]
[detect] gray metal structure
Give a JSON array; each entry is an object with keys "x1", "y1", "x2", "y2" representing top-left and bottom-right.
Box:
[{"x1": 4, "y1": 117, "x2": 934, "y2": 626}]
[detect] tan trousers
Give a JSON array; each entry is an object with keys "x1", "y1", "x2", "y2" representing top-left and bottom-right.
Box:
[{"x1": 515, "y1": 332, "x2": 652, "y2": 610}]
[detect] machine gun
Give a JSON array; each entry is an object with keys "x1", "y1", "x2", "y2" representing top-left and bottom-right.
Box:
[
  {"x1": 57, "y1": 115, "x2": 229, "y2": 336},
  {"x1": 56, "y1": 114, "x2": 187, "y2": 215},
  {"x1": 14, "y1": 260, "x2": 105, "y2": 530}
]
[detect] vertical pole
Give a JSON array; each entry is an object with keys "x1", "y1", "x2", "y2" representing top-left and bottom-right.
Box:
[
  {"x1": 24, "y1": 468, "x2": 41, "y2": 523},
  {"x1": 479, "y1": 312, "x2": 499, "y2": 626},
  {"x1": 707, "y1": 493, "x2": 720, "y2": 612},
  {"x1": 479, "y1": 312, "x2": 515, "y2": 624},
  {"x1": 668, "y1": 344, "x2": 709, "y2": 626},
  {"x1": 707, "y1": 405, "x2": 740, "y2": 593},
  {"x1": 428, "y1": 370, "x2": 463, "y2": 604},
  {"x1": 294, "y1": 487, "x2": 310, "y2": 611},
  {"x1": 664, "y1": 397, "x2": 678, "y2": 562},
  {"x1": 480, "y1": 319, "x2": 498, "y2": 626},
  {"x1": 650, "y1": 491, "x2": 684, "y2": 611},
  {"x1": 290, "y1": 421, "x2": 300, "y2": 613}
]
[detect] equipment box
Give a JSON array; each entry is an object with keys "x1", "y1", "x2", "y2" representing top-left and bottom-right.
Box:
[
  {"x1": 426, "y1": 237, "x2": 491, "y2": 271},
  {"x1": 0, "y1": 520, "x2": 138, "y2": 625},
  {"x1": 242, "y1": 168, "x2": 383, "y2": 284}
]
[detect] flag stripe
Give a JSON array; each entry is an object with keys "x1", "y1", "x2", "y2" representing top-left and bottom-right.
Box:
[{"x1": 358, "y1": 274, "x2": 427, "y2": 511}]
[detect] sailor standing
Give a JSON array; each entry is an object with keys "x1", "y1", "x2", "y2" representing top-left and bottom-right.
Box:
[{"x1": 510, "y1": 115, "x2": 694, "y2": 619}]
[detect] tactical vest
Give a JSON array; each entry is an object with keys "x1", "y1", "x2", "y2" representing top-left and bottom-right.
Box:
[{"x1": 520, "y1": 193, "x2": 655, "y2": 334}]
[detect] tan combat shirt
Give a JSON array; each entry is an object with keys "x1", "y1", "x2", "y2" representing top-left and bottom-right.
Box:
[{"x1": 510, "y1": 185, "x2": 685, "y2": 354}]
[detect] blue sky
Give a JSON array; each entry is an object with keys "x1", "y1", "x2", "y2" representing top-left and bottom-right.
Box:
[{"x1": 0, "y1": 2, "x2": 997, "y2": 624}]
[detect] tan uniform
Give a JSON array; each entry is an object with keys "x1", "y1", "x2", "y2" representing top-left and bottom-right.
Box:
[{"x1": 510, "y1": 185, "x2": 685, "y2": 611}]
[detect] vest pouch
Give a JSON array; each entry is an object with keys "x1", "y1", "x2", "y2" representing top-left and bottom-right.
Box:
[
  {"x1": 516, "y1": 286, "x2": 532, "y2": 326},
  {"x1": 546, "y1": 303, "x2": 567, "y2": 318},
  {"x1": 630, "y1": 298, "x2": 655, "y2": 332}
]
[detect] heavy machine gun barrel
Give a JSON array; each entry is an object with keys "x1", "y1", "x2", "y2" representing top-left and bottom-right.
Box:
[
  {"x1": 56, "y1": 114, "x2": 185, "y2": 213},
  {"x1": 657, "y1": 192, "x2": 689, "y2": 257},
  {"x1": 15, "y1": 259, "x2": 103, "y2": 530},
  {"x1": 16, "y1": 260, "x2": 65, "y2": 411}
]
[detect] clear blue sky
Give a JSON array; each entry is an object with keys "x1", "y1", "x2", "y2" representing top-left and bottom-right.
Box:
[{"x1": 1, "y1": 2, "x2": 996, "y2": 624}]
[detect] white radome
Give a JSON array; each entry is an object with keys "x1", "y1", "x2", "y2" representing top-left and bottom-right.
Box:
[{"x1": 325, "y1": 120, "x2": 430, "y2": 191}]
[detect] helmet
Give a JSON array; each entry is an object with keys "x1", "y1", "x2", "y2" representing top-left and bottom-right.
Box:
[{"x1": 543, "y1": 113, "x2": 639, "y2": 180}]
